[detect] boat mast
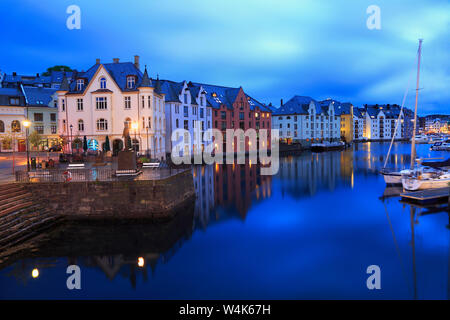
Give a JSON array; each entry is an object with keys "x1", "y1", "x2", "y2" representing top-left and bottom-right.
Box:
[{"x1": 410, "y1": 39, "x2": 423, "y2": 169}]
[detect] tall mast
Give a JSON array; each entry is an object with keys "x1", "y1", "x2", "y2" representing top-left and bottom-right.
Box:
[{"x1": 410, "y1": 39, "x2": 423, "y2": 169}]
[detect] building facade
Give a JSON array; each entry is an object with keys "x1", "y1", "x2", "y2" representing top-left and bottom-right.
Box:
[
  {"x1": 160, "y1": 80, "x2": 212, "y2": 157},
  {"x1": 272, "y1": 96, "x2": 341, "y2": 146},
  {"x1": 363, "y1": 105, "x2": 404, "y2": 140},
  {"x1": 56, "y1": 56, "x2": 166, "y2": 159},
  {"x1": 192, "y1": 83, "x2": 272, "y2": 152}
]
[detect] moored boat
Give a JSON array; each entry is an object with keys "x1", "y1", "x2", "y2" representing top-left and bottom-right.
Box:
[{"x1": 311, "y1": 141, "x2": 345, "y2": 152}]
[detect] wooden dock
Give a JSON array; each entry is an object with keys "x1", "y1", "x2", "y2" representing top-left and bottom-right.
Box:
[{"x1": 400, "y1": 187, "x2": 450, "y2": 203}]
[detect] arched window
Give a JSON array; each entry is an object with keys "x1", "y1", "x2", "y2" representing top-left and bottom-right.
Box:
[
  {"x1": 0, "y1": 120, "x2": 4, "y2": 133},
  {"x1": 11, "y1": 120, "x2": 21, "y2": 132},
  {"x1": 96, "y1": 118, "x2": 108, "y2": 131},
  {"x1": 100, "y1": 77, "x2": 107, "y2": 89},
  {"x1": 78, "y1": 119, "x2": 84, "y2": 132},
  {"x1": 127, "y1": 76, "x2": 135, "y2": 89}
]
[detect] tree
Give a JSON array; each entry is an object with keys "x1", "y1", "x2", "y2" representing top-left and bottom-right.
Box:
[
  {"x1": 103, "y1": 136, "x2": 111, "y2": 152},
  {"x1": 29, "y1": 131, "x2": 42, "y2": 150},
  {"x1": 83, "y1": 136, "x2": 88, "y2": 153},
  {"x1": 42, "y1": 65, "x2": 73, "y2": 76},
  {"x1": 1, "y1": 132, "x2": 13, "y2": 150}
]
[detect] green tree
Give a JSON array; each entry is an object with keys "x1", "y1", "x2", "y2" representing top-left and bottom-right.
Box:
[
  {"x1": 42, "y1": 65, "x2": 73, "y2": 76},
  {"x1": 29, "y1": 131, "x2": 42, "y2": 150}
]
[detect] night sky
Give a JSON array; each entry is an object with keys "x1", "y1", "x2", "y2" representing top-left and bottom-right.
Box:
[{"x1": 0, "y1": 0, "x2": 448, "y2": 114}]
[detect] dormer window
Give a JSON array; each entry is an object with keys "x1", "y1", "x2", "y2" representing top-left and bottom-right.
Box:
[
  {"x1": 127, "y1": 76, "x2": 135, "y2": 89},
  {"x1": 76, "y1": 79, "x2": 84, "y2": 91},
  {"x1": 100, "y1": 77, "x2": 107, "y2": 89}
]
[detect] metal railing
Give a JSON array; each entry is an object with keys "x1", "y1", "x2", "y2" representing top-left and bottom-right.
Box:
[{"x1": 15, "y1": 167, "x2": 189, "y2": 183}]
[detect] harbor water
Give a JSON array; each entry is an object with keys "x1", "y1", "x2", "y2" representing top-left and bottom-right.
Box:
[{"x1": 1, "y1": 142, "x2": 449, "y2": 299}]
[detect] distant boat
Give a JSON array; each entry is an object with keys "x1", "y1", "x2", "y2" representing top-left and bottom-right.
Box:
[
  {"x1": 311, "y1": 141, "x2": 345, "y2": 152},
  {"x1": 410, "y1": 134, "x2": 428, "y2": 144},
  {"x1": 430, "y1": 139, "x2": 450, "y2": 151}
]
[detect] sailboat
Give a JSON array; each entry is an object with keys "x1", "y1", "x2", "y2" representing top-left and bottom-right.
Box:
[
  {"x1": 380, "y1": 39, "x2": 423, "y2": 185},
  {"x1": 381, "y1": 40, "x2": 423, "y2": 185}
]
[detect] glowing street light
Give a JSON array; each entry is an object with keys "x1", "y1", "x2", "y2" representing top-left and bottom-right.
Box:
[
  {"x1": 137, "y1": 257, "x2": 145, "y2": 268},
  {"x1": 31, "y1": 268, "x2": 39, "y2": 278}
]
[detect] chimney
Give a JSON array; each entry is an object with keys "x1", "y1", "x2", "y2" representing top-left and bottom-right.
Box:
[
  {"x1": 96, "y1": 58, "x2": 100, "y2": 64},
  {"x1": 134, "y1": 55, "x2": 140, "y2": 70},
  {"x1": 36, "y1": 73, "x2": 39, "y2": 77},
  {"x1": 13, "y1": 72, "x2": 17, "y2": 76},
  {"x1": 113, "y1": 58, "x2": 120, "y2": 63},
  {"x1": 280, "y1": 99, "x2": 283, "y2": 106}
]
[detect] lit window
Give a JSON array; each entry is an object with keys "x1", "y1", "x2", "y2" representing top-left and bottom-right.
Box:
[
  {"x1": 76, "y1": 79, "x2": 84, "y2": 91},
  {"x1": 127, "y1": 76, "x2": 135, "y2": 89},
  {"x1": 96, "y1": 118, "x2": 108, "y2": 131}
]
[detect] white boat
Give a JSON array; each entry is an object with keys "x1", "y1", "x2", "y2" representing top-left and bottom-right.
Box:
[
  {"x1": 411, "y1": 134, "x2": 428, "y2": 144},
  {"x1": 430, "y1": 140, "x2": 450, "y2": 151},
  {"x1": 381, "y1": 168, "x2": 412, "y2": 185},
  {"x1": 402, "y1": 171, "x2": 450, "y2": 191}
]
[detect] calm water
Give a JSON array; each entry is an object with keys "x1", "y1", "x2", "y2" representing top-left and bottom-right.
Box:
[{"x1": 1, "y1": 142, "x2": 450, "y2": 299}]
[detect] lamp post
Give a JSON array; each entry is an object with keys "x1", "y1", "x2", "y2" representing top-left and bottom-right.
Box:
[
  {"x1": 69, "y1": 124, "x2": 73, "y2": 154},
  {"x1": 22, "y1": 119, "x2": 31, "y2": 172}
]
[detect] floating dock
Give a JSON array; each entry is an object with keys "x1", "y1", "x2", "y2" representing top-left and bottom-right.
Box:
[{"x1": 400, "y1": 187, "x2": 450, "y2": 203}]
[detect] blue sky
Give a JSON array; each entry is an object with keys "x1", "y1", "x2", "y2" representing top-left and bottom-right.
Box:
[{"x1": 0, "y1": 0, "x2": 448, "y2": 114}]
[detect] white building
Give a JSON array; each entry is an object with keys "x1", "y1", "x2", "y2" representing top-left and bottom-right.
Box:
[
  {"x1": 272, "y1": 96, "x2": 341, "y2": 146},
  {"x1": 363, "y1": 105, "x2": 403, "y2": 140},
  {"x1": 160, "y1": 80, "x2": 212, "y2": 157},
  {"x1": 57, "y1": 56, "x2": 166, "y2": 159},
  {"x1": 353, "y1": 107, "x2": 365, "y2": 141}
]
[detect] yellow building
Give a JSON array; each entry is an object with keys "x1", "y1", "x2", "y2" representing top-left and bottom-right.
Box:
[{"x1": 335, "y1": 103, "x2": 353, "y2": 143}]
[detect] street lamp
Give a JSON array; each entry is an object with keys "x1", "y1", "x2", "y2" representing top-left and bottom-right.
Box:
[
  {"x1": 69, "y1": 124, "x2": 73, "y2": 154},
  {"x1": 22, "y1": 119, "x2": 31, "y2": 172},
  {"x1": 131, "y1": 122, "x2": 138, "y2": 153}
]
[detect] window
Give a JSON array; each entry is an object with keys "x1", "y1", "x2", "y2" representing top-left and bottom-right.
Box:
[
  {"x1": 77, "y1": 98, "x2": 83, "y2": 111},
  {"x1": 78, "y1": 120, "x2": 84, "y2": 132},
  {"x1": 207, "y1": 108, "x2": 211, "y2": 116},
  {"x1": 184, "y1": 106, "x2": 189, "y2": 117},
  {"x1": 142, "y1": 96, "x2": 145, "y2": 109},
  {"x1": 50, "y1": 113, "x2": 56, "y2": 122},
  {"x1": 184, "y1": 120, "x2": 189, "y2": 130},
  {"x1": 11, "y1": 120, "x2": 21, "y2": 132},
  {"x1": 35, "y1": 125, "x2": 44, "y2": 134},
  {"x1": 51, "y1": 125, "x2": 57, "y2": 134},
  {"x1": 142, "y1": 117, "x2": 145, "y2": 128},
  {"x1": 34, "y1": 113, "x2": 43, "y2": 122},
  {"x1": 124, "y1": 96, "x2": 131, "y2": 109},
  {"x1": 175, "y1": 105, "x2": 180, "y2": 114},
  {"x1": 127, "y1": 76, "x2": 135, "y2": 89},
  {"x1": 76, "y1": 79, "x2": 84, "y2": 91},
  {"x1": 200, "y1": 97, "x2": 204, "y2": 106},
  {"x1": 200, "y1": 108, "x2": 204, "y2": 118},
  {"x1": 99, "y1": 77, "x2": 107, "y2": 89},
  {"x1": 148, "y1": 117, "x2": 151, "y2": 129},
  {"x1": 96, "y1": 97, "x2": 107, "y2": 110},
  {"x1": 239, "y1": 112, "x2": 244, "y2": 120},
  {"x1": 193, "y1": 107, "x2": 197, "y2": 115},
  {"x1": 176, "y1": 119, "x2": 179, "y2": 128},
  {"x1": 0, "y1": 120, "x2": 4, "y2": 132},
  {"x1": 184, "y1": 94, "x2": 188, "y2": 104},
  {"x1": 61, "y1": 99, "x2": 65, "y2": 111},
  {"x1": 96, "y1": 119, "x2": 108, "y2": 131},
  {"x1": 148, "y1": 96, "x2": 151, "y2": 109},
  {"x1": 9, "y1": 97, "x2": 20, "y2": 105}
]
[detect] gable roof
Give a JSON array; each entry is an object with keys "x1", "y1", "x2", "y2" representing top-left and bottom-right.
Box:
[{"x1": 273, "y1": 96, "x2": 316, "y2": 115}]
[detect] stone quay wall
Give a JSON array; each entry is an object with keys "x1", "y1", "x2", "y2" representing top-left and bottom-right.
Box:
[{"x1": 21, "y1": 170, "x2": 195, "y2": 220}]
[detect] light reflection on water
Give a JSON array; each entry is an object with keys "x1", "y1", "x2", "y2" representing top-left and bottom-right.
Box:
[{"x1": 1, "y1": 142, "x2": 449, "y2": 299}]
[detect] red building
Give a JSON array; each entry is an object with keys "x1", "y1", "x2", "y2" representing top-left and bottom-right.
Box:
[{"x1": 192, "y1": 83, "x2": 272, "y2": 152}]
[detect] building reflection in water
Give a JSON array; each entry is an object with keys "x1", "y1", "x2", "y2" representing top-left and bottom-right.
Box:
[
  {"x1": 278, "y1": 151, "x2": 354, "y2": 197},
  {"x1": 212, "y1": 161, "x2": 272, "y2": 220}
]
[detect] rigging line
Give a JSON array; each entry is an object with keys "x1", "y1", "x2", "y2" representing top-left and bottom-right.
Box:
[
  {"x1": 383, "y1": 55, "x2": 418, "y2": 169},
  {"x1": 383, "y1": 201, "x2": 411, "y2": 292}
]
